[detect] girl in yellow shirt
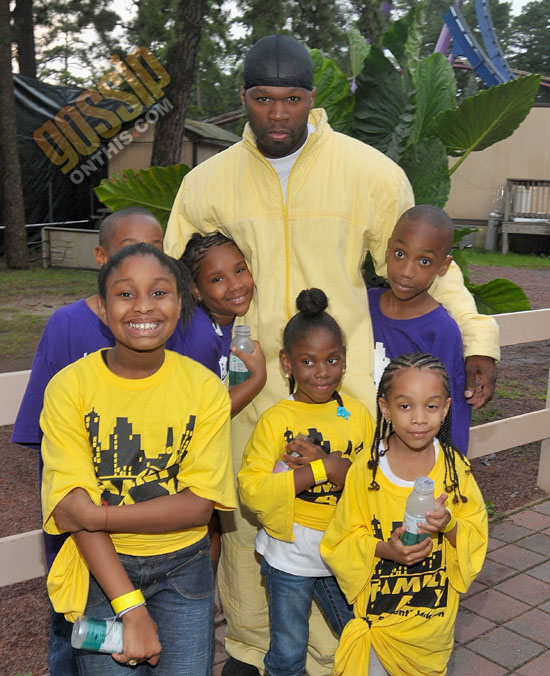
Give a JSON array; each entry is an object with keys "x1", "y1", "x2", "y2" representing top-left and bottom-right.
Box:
[
  {"x1": 239, "y1": 288, "x2": 374, "y2": 676},
  {"x1": 321, "y1": 353, "x2": 488, "y2": 676},
  {"x1": 41, "y1": 244, "x2": 236, "y2": 675}
]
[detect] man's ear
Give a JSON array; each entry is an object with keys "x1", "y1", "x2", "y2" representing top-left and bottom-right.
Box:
[
  {"x1": 240, "y1": 87, "x2": 247, "y2": 108},
  {"x1": 309, "y1": 87, "x2": 316, "y2": 108},
  {"x1": 437, "y1": 254, "x2": 453, "y2": 277},
  {"x1": 95, "y1": 246, "x2": 108, "y2": 267}
]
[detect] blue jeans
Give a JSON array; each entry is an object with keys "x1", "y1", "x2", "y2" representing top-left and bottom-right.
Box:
[
  {"x1": 76, "y1": 535, "x2": 214, "y2": 676},
  {"x1": 49, "y1": 603, "x2": 79, "y2": 676},
  {"x1": 260, "y1": 557, "x2": 353, "y2": 676}
]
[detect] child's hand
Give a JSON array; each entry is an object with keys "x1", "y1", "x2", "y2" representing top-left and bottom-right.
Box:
[
  {"x1": 375, "y1": 526, "x2": 433, "y2": 566},
  {"x1": 53, "y1": 488, "x2": 99, "y2": 532},
  {"x1": 323, "y1": 451, "x2": 351, "y2": 491},
  {"x1": 231, "y1": 341, "x2": 267, "y2": 380},
  {"x1": 113, "y1": 604, "x2": 161, "y2": 667},
  {"x1": 422, "y1": 492, "x2": 457, "y2": 546},
  {"x1": 421, "y1": 492, "x2": 452, "y2": 533},
  {"x1": 283, "y1": 437, "x2": 325, "y2": 467}
]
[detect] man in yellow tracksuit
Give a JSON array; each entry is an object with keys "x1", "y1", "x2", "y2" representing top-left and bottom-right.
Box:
[{"x1": 164, "y1": 34, "x2": 499, "y2": 676}]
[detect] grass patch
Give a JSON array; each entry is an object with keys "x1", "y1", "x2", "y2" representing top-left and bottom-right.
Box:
[
  {"x1": 0, "y1": 268, "x2": 97, "y2": 300},
  {"x1": 0, "y1": 311, "x2": 48, "y2": 356},
  {"x1": 471, "y1": 406, "x2": 502, "y2": 425},
  {"x1": 495, "y1": 379, "x2": 547, "y2": 401},
  {"x1": 460, "y1": 247, "x2": 550, "y2": 269}
]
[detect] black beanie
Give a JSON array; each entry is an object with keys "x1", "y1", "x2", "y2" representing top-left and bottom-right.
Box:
[{"x1": 243, "y1": 35, "x2": 314, "y2": 91}]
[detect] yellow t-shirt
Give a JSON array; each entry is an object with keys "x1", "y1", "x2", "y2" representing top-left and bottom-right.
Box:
[
  {"x1": 321, "y1": 449, "x2": 488, "y2": 676},
  {"x1": 41, "y1": 349, "x2": 235, "y2": 618},
  {"x1": 238, "y1": 396, "x2": 374, "y2": 540}
]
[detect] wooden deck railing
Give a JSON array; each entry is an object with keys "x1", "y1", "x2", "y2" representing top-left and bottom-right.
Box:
[{"x1": 1, "y1": 309, "x2": 549, "y2": 587}]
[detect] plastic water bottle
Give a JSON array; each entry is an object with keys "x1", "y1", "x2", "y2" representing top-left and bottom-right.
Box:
[
  {"x1": 400, "y1": 477, "x2": 436, "y2": 546},
  {"x1": 229, "y1": 325, "x2": 254, "y2": 387},
  {"x1": 273, "y1": 433, "x2": 309, "y2": 473},
  {"x1": 71, "y1": 615, "x2": 123, "y2": 653}
]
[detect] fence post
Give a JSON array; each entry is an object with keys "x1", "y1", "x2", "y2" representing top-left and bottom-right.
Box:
[{"x1": 537, "y1": 367, "x2": 550, "y2": 492}]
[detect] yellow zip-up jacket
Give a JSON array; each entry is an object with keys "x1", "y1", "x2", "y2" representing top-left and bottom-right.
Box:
[
  {"x1": 165, "y1": 108, "x2": 499, "y2": 430},
  {"x1": 165, "y1": 108, "x2": 498, "y2": 669}
]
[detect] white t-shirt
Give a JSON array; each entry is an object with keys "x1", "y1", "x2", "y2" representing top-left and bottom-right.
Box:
[
  {"x1": 265, "y1": 124, "x2": 315, "y2": 203},
  {"x1": 254, "y1": 390, "x2": 333, "y2": 577},
  {"x1": 378, "y1": 438, "x2": 441, "y2": 487}
]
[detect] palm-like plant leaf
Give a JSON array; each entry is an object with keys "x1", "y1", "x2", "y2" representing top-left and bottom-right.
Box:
[
  {"x1": 352, "y1": 46, "x2": 409, "y2": 156},
  {"x1": 400, "y1": 136, "x2": 450, "y2": 207},
  {"x1": 470, "y1": 278, "x2": 531, "y2": 314},
  {"x1": 433, "y1": 74, "x2": 541, "y2": 170},
  {"x1": 348, "y1": 27, "x2": 370, "y2": 79},
  {"x1": 410, "y1": 53, "x2": 456, "y2": 145},
  {"x1": 311, "y1": 49, "x2": 354, "y2": 134},
  {"x1": 94, "y1": 164, "x2": 190, "y2": 229}
]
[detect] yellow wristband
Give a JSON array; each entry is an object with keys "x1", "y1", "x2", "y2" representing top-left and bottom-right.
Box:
[
  {"x1": 310, "y1": 459, "x2": 327, "y2": 485},
  {"x1": 441, "y1": 511, "x2": 456, "y2": 533},
  {"x1": 111, "y1": 589, "x2": 145, "y2": 615}
]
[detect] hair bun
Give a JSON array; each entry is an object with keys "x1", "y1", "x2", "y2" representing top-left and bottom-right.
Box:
[{"x1": 296, "y1": 288, "x2": 328, "y2": 317}]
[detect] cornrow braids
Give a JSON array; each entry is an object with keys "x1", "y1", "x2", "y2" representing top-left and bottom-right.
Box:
[
  {"x1": 180, "y1": 231, "x2": 239, "y2": 283},
  {"x1": 369, "y1": 352, "x2": 470, "y2": 502},
  {"x1": 180, "y1": 231, "x2": 242, "y2": 324},
  {"x1": 367, "y1": 377, "x2": 393, "y2": 491}
]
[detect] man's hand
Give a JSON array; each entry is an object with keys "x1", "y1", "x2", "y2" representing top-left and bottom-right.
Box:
[{"x1": 464, "y1": 355, "x2": 497, "y2": 409}]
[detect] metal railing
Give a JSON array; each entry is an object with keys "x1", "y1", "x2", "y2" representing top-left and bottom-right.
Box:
[
  {"x1": 500, "y1": 179, "x2": 550, "y2": 254},
  {"x1": 1, "y1": 309, "x2": 549, "y2": 587}
]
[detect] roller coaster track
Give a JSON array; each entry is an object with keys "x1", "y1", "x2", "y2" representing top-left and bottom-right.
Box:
[{"x1": 437, "y1": 0, "x2": 515, "y2": 86}]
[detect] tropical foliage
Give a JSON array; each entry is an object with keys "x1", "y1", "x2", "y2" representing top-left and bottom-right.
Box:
[
  {"x1": 94, "y1": 1, "x2": 540, "y2": 312},
  {"x1": 95, "y1": 164, "x2": 190, "y2": 229}
]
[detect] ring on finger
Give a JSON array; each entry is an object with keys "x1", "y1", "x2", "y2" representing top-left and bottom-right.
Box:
[{"x1": 128, "y1": 659, "x2": 138, "y2": 666}]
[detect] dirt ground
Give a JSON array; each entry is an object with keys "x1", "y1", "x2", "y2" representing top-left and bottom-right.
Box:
[{"x1": 0, "y1": 263, "x2": 549, "y2": 675}]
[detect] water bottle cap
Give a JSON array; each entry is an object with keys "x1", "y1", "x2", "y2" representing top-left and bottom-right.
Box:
[
  {"x1": 234, "y1": 325, "x2": 251, "y2": 336},
  {"x1": 414, "y1": 476, "x2": 434, "y2": 494}
]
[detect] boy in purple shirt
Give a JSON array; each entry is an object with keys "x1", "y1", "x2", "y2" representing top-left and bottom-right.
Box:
[{"x1": 369, "y1": 204, "x2": 471, "y2": 455}]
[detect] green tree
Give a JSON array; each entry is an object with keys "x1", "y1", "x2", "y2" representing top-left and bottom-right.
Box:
[
  {"x1": 130, "y1": 0, "x2": 175, "y2": 57},
  {"x1": 234, "y1": 0, "x2": 287, "y2": 45},
  {"x1": 13, "y1": 0, "x2": 37, "y2": 77},
  {"x1": 289, "y1": 0, "x2": 350, "y2": 71},
  {"x1": 461, "y1": 0, "x2": 513, "y2": 53},
  {"x1": 349, "y1": 0, "x2": 392, "y2": 47},
  {"x1": 0, "y1": 0, "x2": 29, "y2": 268},
  {"x1": 150, "y1": 0, "x2": 207, "y2": 166},
  {"x1": 509, "y1": 0, "x2": 550, "y2": 102},
  {"x1": 188, "y1": 1, "x2": 242, "y2": 120},
  {"x1": 34, "y1": 0, "x2": 120, "y2": 85}
]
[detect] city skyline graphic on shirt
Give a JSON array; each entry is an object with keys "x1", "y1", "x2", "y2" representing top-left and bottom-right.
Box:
[
  {"x1": 284, "y1": 426, "x2": 364, "y2": 506},
  {"x1": 85, "y1": 408, "x2": 196, "y2": 504}
]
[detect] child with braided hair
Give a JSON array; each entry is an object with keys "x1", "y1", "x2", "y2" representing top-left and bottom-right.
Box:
[
  {"x1": 180, "y1": 231, "x2": 266, "y2": 416},
  {"x1": 321, "y1": 352, "x2": 488, "y2": 676},
  {"x1": 180, "y1": 232, "x2": 267, "y2": 572}
]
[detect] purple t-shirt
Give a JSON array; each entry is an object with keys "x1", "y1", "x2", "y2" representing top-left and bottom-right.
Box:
[
  {"x1": 12, "y1": 298, "x2": 187, "y2": 446},
  {"x1": 368, "y1": 287, "x2": 471, "y2": 455},
  {"x1": 182, "y1": 305, "x2": 233, "y2": 382}
]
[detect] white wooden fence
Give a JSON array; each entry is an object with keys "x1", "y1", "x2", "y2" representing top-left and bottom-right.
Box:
[{"x1": 1, "y1": 309, "x2": 549, "y2": 588}]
